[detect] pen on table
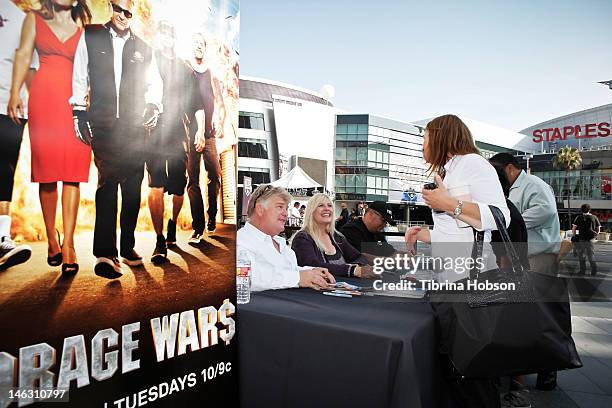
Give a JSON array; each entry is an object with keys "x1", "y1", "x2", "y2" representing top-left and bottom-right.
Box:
[
  {"x1": 333, "y1": 290, "x2": 361, "y2": 296},
  {"x1": 323, "y1": 291, "x2": 353, "y2": 298}
]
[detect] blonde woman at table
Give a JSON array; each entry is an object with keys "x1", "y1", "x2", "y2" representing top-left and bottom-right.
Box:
[
  {"x1": 291, "y1": 193, "x2": 375, "y2": 278},
  {"x1": 404, "y1": 114, "x2": 509, "y2": 408},
  {"x1": 237, "y1": 185, "x2": 336, "y2": 292}
]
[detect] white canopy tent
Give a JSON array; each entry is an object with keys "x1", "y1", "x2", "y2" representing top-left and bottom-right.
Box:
[{"x1": 270, "y1": 166, "x2": 322, "y2": 190}]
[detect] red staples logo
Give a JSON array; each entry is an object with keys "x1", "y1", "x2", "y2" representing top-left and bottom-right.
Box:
[{"x1": 532, "y1": 122, "x2": 611, "y2": 143}]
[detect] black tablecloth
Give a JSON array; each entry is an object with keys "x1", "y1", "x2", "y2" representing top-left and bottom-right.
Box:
[{"x1": 238, "y1": 286, "x2": 449, "y2": 408}]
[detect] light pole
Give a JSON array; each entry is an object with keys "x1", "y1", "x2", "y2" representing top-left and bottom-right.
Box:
[
  {"x1": 402, "y1": 188, "x2": 417, "y2": 227},
  {"x1": 525, "y1": 153, "x2": 533, "y2": 174},
  {"x1": 407, "y1": 188, "x2": 416, "y2": 227},
  {"x1": 597, "y1": 80, "x2": 612, "y2": 90},
  {"x1": 517, "y1": 153, "x2": 534, "y2": 174}
]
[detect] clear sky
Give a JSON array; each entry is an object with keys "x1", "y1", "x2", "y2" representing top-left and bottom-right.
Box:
[{"x1": 240, "y1": 0, "x2": 612, "y2": 131}]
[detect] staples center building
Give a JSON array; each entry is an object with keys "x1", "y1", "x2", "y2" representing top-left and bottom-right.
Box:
[
  {"x1": 237, "y1": 77, "x2": 611, "y2": 229},
  {"x1": 520, "y1": 103, "x2": 612, "y2": 229},
  {"x1": 237, "y1": 77, "x2": 530, "y2": 224}
]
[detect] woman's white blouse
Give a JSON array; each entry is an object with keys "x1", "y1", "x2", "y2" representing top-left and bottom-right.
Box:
[
  {"x1": 429, "y1": 153, "x2": 510, "y2": 244},
  {"x1": 428, "y1": 154, "x2": 510, "y2": 281}
]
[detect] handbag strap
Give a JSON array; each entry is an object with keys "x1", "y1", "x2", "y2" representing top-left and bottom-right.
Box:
[
  {"x1": 488, "y1": 205, "x2": 524, "y2": 274},
  {"x1": 469, "y1": 205, "x2": 525, "y2": 278},
  {"x1": 469, "y1": 229, "x2": 484, "y2": 279}
]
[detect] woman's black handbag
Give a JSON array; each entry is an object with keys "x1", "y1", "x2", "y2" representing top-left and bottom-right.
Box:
[{"x1": 428, "y1": 206, "x2": 582, "y2": 378}]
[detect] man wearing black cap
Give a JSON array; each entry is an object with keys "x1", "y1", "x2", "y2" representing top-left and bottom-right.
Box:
[{"x1": 340, "y1": 201, "x2": 398, "y2": 259}]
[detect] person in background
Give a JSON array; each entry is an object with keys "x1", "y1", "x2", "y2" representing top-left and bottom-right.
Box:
[
  {"x1": 299, "y1": 204, "x2": 306, "y2": 218},
  {"x1": 0, "y1": 0, "x2": 34, "y2": 271},
  {"x1": 292, "y1": 193, "x2": 374, "y2": 278},
  {"x1": 489, "y1": 152, "x2": 562, "y2": 392},
  {"x1": 237, "y1": 185, "x2": 336, "y2": 291},
  {"x1": 572, "y1": 203, "x2": 600, "y2": 276},
  {"x1": 491, "y1": 165, "x2": 531, "y2": 408},
  {"x1": 340, "y1": 201, "x2": 400, "y2": 261},
  {"x1": 489, "y1": 153, "x2": 560, "y2": 275},
  {"x1": 10, "y1": 0, "x2": 92, "y2": 274},
  {"x1": 145, "y1": 20, "x2": 193, "y2": 263},
  {"x1": 405, "y1": 114, "x2": 509, "y2": 408},
  {"x1": 71, "y1": 0, "x2": 162, "y2": 278},
  {"x1": 289, "y1": 201, "x2": 301, "y2": 226},
  {"x1": 491, "y1": 165, "x2": 530, "y2": 270},
  {"x1": 335, "y1": 202, "x2": 349, "y2": 229},
  {"x1": 356, "y1": 201, "x2": 365, "y2": 217}
]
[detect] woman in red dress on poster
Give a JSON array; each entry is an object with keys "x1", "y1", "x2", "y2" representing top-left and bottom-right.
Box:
[{"x1": 8, "y1": 0, "x2": 92, "y2": 274}]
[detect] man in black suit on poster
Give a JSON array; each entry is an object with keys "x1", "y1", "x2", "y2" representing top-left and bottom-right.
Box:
[{"x1": 71, "y1": 0, "x2": 163, "y2": 278}]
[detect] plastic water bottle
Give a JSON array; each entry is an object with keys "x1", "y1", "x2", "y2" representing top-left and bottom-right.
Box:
[{"x1": 236, "y1": 250, "x2": 251, "y2": 304}]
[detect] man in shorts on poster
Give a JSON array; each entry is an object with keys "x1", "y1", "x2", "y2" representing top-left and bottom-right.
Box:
[{"x1": 145, "y1": 20, "x2": 195, "y2": 263}]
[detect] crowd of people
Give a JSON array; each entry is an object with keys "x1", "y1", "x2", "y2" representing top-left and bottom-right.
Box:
[
  {"x1": 0, "y1": 0, "x2": 225, "y2": 278},
  {"x1": 237, "y1": 114, "x2": 600, "y2": 408}
]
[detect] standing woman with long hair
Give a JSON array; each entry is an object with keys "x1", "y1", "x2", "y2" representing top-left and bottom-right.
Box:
[
  {"x1": 405, "y1": 114, "x2": 509, "y2": 253},
  {"x1": 8, "y1": 0, "x2": 92, "y2": 274},
  {"x1": 405, "y1": 114, "x2": 510, "y2": 408}
]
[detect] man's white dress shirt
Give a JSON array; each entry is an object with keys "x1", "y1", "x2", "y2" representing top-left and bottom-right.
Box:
[
  {"x1": 70, "y1": 25, "x2": 163, "y2": 117},
  {"x1": 237, "y1": 222, "x2": 312, "y2": 292}
]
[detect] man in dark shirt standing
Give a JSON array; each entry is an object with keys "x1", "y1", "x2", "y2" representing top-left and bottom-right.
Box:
[
  {"x1": 186, "y1": 32, "x2": 223, "y2": 243},
  {"x1": 335, "y1": 202, "x2": 349, "y2": 229},
  {"x1": 340, "y1": 201, "x2": 398, "y2": 260},
  {"x1": 572, "y1": 204, "x2": 601, "y2": 276},
  {"x1": 145, "y1": 20, "x2": 194, "y2": 263}
]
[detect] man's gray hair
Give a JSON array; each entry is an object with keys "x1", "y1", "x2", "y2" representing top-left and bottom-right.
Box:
[{"x1": 247, "y1": 184, "x2": 292, "y2": 217}]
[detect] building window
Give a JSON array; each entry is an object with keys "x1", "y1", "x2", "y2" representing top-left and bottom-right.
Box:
[
  {"x1": 239, "y1": 111, "x2": 265, "y2": 130},
  {"x1": 238, "y1": 139, "x2": 268, "y2": 159},
  {"x1": 238, "y1": 169, "x2": 270, "y2": 185}
]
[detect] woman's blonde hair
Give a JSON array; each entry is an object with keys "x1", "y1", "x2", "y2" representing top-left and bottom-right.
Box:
[
  {"x1": 300, "y1": 193, "x2": 337, "y2": 253},
  {"x1": 425, "y1": 114, "x2": 480, "y2": 176}
]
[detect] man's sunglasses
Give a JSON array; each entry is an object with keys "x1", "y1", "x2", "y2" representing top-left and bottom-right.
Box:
[
  {"x1": 250, "y1": 184, "x2": 273, "y2": 205},
  {"x1": 112, "y1": 3, "x2": 133, "y2": 19}
]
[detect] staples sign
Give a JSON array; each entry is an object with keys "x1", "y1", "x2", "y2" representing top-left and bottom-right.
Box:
[{"x1": 532, "y1": 122, "x2": 611, "y2": 143}]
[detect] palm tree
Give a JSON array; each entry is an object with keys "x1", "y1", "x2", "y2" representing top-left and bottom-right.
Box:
[{"x1": 553, "y1": 147, "x2": 582, "y2": 229}]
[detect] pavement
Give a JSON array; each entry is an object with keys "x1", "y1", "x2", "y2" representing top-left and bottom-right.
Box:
[
  {"x1": 524, "y1": 242, "x2": 612, "y2": 408},
  {"x1": 0, "y1": 225, "x2": 235, "y2": 352}
]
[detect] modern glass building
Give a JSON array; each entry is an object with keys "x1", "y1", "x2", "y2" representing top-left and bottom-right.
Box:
[
  {"x1": 334, "y1": 114, "x2": 531, "y2": 223},
  {"x1": 334, "y1": 114, "x2": 426, "y2": 204},
  {"x1": 237, "y1": 77, "x2": 337, "y2": 216},
  {"x1": 237, "y1": 77, "x2": 538, "y2": 225},
  {"x1": 520, "y1": 104, "x2": 612, "y2": 230}
]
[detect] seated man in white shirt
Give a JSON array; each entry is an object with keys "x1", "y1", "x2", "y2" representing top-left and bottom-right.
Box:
[{"x1": 238, "y1": 185, "x2": 336, "y2": 292}]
